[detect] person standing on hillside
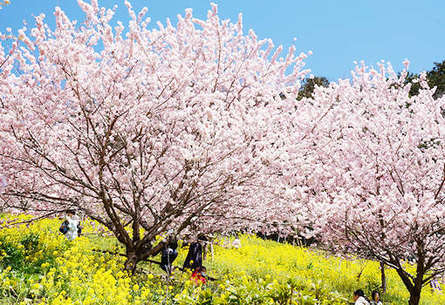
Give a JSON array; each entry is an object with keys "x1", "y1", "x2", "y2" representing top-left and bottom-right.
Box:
[
  {"x1": 59, "y1": 210, "x2": 81, "y2": 240},
  {"x1": 183, "y1": 235, "x2": 208, "y2": 270},
  {"x1": 160, "y1": 240, "x2": 178, "y2": 275},
  {"x1": 232, "y1": 237, "x2": 241, "y2": 249}
]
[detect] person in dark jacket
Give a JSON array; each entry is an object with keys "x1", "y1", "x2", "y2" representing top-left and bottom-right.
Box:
[
  {"x1": 182, "y1": 241, "x2": 203, "y2": 270},
  {"x1": 160, "y1": 240, "x2": 178, "y2": 274}
]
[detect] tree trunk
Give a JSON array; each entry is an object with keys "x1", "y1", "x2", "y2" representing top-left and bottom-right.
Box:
[
  {"x1": 124, "y1": 250, "x2": 140, "y2": 275},
  {"x1": 395, "y1": 268, "x2": 424, "y2": 305},
  {"x1": 380, "y1": 261, "x2": 386, "y2": 294},
  {"x1": 123, "y1": 241, "x2": 164, "y2": 275},
  {"x1": 407, "y1": 244, "x2": 426, "y2": 305},
  {"x1": 408, "y1": 285, "x2": 422, "y2": 305}
]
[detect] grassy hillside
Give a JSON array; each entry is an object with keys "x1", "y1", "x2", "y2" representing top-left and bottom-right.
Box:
[{"x1": 0, "y1": 214, "x2": 443, "y2": 304}]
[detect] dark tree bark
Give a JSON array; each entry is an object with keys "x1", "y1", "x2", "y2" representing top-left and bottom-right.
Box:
[{"x1": 380, "y1": 261, "x2": 386, "y2": 294}]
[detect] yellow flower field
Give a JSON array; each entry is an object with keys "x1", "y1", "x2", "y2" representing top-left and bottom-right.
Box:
[{"x1": 0, "y1": 214, "x2": 443, "y2": 304}]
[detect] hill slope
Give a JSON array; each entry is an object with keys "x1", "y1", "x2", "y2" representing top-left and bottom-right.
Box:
[{"x1": 0, "y1": 214, "x2": 443, "y2": 304}]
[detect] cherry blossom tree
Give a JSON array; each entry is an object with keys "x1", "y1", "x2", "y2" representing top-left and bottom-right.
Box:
[
  {"x1": 304, "y1": 62, "x2": 445, "y2": 305},
  {"x1": 0, "y1": 0, "x2": 309, "y2": 272}
]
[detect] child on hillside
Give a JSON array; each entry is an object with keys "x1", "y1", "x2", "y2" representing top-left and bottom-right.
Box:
[{"x1": 191, "y1": 266, "x2": 207, "y2": 285}]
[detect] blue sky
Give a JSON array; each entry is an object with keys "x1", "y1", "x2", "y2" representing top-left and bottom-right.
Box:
[{"x1": 0, "y1": 0, "x2": 443, "y2": 80}]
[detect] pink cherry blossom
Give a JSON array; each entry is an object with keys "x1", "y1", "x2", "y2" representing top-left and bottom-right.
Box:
[
  {"x1": 300, "y1": 62, "x2": 445, "y2": 305},
  {"x1": 0, "y1": 1, "x2": 307, "y2": 272}
]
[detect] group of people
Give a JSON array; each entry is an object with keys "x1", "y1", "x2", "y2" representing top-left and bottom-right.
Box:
[
  {"x1": 160, "y1": 236, "x2": 209, "y2": 284},
  {"x1": 56, "y1": 213, "x2": 388, "y2": 298},
  {"x1": 353, "y1": 289, "x2": 382, "y2": 305},
  {"x1": 58, "y1": 209, "x2": 208, "y2": 283}
]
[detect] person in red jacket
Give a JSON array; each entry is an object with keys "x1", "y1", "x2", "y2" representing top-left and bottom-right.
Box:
[{"x1": 191, "y1": 266, "x2": 207, "y2": 285}]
